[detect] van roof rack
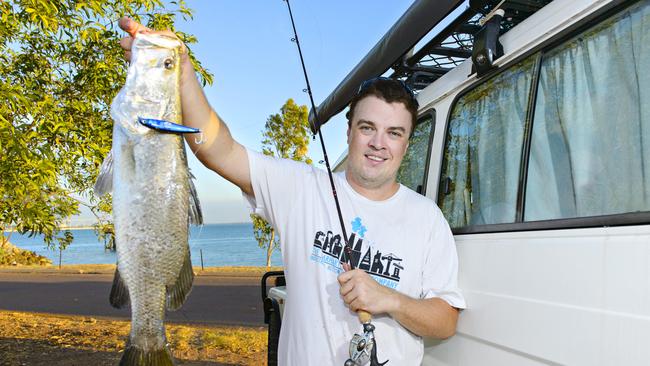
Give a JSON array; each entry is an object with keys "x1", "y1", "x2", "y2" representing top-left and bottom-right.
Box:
[{"x1": 309, "y1": 0, "x2": 553, "y2": 131}]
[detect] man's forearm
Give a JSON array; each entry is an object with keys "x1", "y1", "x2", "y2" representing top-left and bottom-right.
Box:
[
  {"x1": 180, "y1": 65, "x2": 226, "y2": 167},
  {"x1": 178, "y1": 62, "x2": 252, "y2": 194},
  {"x1": 388, "y1": 293, "x2": 459, "y2": 339}
]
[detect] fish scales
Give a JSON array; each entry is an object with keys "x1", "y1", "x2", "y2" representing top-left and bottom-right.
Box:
[{"x1": 95, "y1": 32, "x2": 201, "y2": 366}]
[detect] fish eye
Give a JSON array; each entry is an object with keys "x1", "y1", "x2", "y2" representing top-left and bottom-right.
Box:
[{"x1": 163, "y1": 58, "x2": 174, "y2": 70}]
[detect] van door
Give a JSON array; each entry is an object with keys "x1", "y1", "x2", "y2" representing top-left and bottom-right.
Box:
[{"x1": 426, "y1": 1, "x2": 650, "y2": 364}]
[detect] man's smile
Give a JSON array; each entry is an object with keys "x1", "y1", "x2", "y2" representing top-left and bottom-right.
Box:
[{"x1": 365, "y1": 153, "x2": 388, "y2": 163}]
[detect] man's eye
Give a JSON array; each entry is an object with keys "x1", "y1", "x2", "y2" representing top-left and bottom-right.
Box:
[{"x1": 389, "y1": 131, "x2": 403, "y2": 138}]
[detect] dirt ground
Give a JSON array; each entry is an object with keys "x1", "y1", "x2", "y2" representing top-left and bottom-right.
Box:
[
  {"x1": 0, "y1": 265, "x2": 281, "y2": 366},
  {"x1": 0, "y1": 264, "x2": 281, "y2": 365},
  {"x1": 0, "y1": 310, "x2": 267, "y2": 366}
]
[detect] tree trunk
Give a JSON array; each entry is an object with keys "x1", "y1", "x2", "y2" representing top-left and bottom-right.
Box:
[
  {"x1": 266, "y1": 229, "x2": 275, "y2": 267},
  {"x1": 0, "y1": 229, "x2": 10, "y2": 250},
  {"x1": 0, "y1": 230, "x2": 10, "y2": 263}
]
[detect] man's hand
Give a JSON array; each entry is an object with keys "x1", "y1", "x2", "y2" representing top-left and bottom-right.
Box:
[
  {"x1": 117, "y1": 17, "x2": 149, "y2": 62},
  {"x1": 338, "y1": 263, "x2": 459, "y2": 339},
  {"x1": 338, "y1": 264, "x2": 399, "y2": 315}
]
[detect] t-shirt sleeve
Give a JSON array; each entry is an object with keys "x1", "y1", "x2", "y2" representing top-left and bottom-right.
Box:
[
  {"x1": 242, "y1": 148, "x2": 313, "y2": 230},
  {"x1": 421, "y1": 207, "x2": 467, "y2": 309}
]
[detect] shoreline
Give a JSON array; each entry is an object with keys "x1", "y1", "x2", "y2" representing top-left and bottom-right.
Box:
[{"x1": 0, "y1": 264, "x2": 283, "y2": 277}]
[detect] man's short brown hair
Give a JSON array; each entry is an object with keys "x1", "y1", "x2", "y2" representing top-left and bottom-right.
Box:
[{"x1": 346, "y1": 78, "x2": 419, "y2": 136}]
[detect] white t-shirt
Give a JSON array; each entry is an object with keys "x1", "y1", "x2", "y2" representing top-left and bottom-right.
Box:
[{"x1": 244, "y1": 149, "x2": 466, "y2": 366}]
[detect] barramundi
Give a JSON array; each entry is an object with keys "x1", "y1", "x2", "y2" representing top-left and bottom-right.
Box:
[{"x1": 95, "y1": 32, "x2": 202, "y2": 366}]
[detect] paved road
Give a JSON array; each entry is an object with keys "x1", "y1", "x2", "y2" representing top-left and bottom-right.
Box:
[{"x1": 0, "y1": 272, "x2": 266, "y2": 327}]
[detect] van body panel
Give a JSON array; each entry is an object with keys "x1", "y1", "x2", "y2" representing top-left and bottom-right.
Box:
[
  {"x1": 419, "y1": 0, "x2": 650, "y2": 364},
  {"x1": 424, "y1": 225, "x2": 650, "y2": 365}
]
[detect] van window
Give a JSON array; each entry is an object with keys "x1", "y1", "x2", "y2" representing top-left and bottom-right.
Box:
[
  {"x1": 438, "y1": 57, "x2": 537, "y2": 228},
  {"x1": 397, "y1": 111, "x2": 435, "y2": 194},
  {"x1": 525, "y1": 1, "x2": 650, "y2": 220}
]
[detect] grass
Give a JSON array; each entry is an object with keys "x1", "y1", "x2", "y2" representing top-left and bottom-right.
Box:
[
  {"x1": 201, "y1": 328, "x2": 267, "y2": 354},
  {"x1": 0, "y1": 310, "x2": 267, "y2": 365}
]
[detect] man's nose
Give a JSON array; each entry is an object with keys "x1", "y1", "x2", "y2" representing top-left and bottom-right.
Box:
[{"x1": 368, "y1": 131, "x2": 386, "y2": 150}]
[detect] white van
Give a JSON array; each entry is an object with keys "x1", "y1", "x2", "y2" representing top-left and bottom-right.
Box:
[{"x1": 262, "y1": 0, "x2": 650, "y2": 364}]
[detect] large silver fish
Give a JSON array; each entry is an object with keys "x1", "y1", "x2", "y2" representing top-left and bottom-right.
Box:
[{"x1": 95, "y1": 32, "x2": 202, "y2": 366}]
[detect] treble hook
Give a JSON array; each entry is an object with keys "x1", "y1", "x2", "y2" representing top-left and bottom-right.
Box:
[{"x1": 194, "y1": 131, "x2": 206, "y2": 145}]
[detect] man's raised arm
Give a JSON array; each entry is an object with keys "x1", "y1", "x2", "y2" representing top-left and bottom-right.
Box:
[{"x1": 118, "y1": 17, "x2": 253, "y2": 196}]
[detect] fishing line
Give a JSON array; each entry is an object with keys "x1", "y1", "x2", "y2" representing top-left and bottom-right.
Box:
[
  {"x1": 282, "y1": 0, "x2": 355, "y2": 268},
  {"x1": 281, "y1": 5, "x2": 389, "y2": 365}
]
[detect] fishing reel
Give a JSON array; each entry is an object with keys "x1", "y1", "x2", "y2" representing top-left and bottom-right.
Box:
[{"x1": 344, "y1": 322, "x2": 388, "y2": 366}]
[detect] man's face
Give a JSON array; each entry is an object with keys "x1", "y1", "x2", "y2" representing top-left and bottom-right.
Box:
[{"x1": 346, "y1": 95, "x2": 412, "y2": 191}]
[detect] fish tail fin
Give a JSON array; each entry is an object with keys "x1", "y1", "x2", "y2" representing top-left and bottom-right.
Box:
[
  {"x1": 166, "y1": 249, "x2": 194, "y2": 310},
  {"x1": 119, "y1": 343, "x2": 174, "y2": 366},
  {"x1": 109, "y1": 266, "x2": 130, "y2": 309}
]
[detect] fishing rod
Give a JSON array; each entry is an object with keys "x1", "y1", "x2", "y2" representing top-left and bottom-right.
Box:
[
  {"x1": 283, "y1": 0, "x2": 350, "y2": 256},
  {"x1": 281, "y1": 1, "x2": 387, "y2": 365}
]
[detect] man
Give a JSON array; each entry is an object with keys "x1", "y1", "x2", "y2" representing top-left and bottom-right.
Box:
[{"x1": 118, "y1": 17, "x2": 465, "y2": 365}]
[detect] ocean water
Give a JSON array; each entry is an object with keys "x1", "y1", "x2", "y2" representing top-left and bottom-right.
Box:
[{"x1": 4, "y1": 223, "x2": 283, "y2": 267}]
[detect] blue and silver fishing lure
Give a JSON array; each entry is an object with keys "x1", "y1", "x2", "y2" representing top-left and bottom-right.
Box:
[{"x1": 138, "y1": 117, "x2": 200, "y2": 134}]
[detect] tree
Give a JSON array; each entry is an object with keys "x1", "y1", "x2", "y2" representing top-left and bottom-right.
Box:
[
  {"x1": 252, "y1": 98, "x2": 312, "y2": 267},
  {"x1": 0, "y1": 0, "x2": 213, "y2": 256}
]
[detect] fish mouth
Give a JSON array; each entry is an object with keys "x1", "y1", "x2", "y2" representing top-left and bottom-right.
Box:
[{"x1": 135, "y1": 33, "x2": 183, "y2": 50}]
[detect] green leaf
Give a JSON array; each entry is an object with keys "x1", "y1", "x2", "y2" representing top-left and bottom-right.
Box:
[
  {"x1": 251, "y1": 99, "x2": 311, "y2": 265},
  {"x1": 1, "y1": 0, "x2": 212, "y2": 249}
]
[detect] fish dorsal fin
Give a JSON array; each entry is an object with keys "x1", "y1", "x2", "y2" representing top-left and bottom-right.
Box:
[
  {"x1": 109, "y1": 266, "x2": 130, "y2": 309},
  {"x1": 188, "y1": 169, "x2": 203, "y2": 225},
  {"x1": 94, "y1": 150, "x2": 114, "y2": 196},
  {"x1": 166, "y1": 249, "x2": 194, "y2": 311}
]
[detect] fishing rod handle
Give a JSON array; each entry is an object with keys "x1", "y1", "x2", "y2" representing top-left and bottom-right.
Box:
[{"x1": 358, "y1": 310, "x2": 372, "y2": 324}]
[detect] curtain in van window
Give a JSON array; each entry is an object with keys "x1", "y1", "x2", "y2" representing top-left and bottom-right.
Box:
[
  {"x1": 397, "y1": 113, "x2": 434, "y2": 194},
  {"x1": 438, "y1": 57, "x2": 536, "y2": 228},
  {"x1": 525, "y1": 1, "x2": 650, "y2": 220}
]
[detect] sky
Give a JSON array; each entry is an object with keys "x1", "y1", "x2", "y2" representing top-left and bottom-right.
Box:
[{"x1": 165, "y1": 0, "x2": 417, "y2": 223}]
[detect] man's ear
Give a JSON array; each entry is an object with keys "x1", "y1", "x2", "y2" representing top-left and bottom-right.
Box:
[{"x1": 346, "y1": 121, "x2": 351, "y2": 144}]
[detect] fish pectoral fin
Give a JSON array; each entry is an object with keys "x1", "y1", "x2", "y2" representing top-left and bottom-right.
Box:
[
  {"x1": 94, "y1": 149, "x2": 114, "y2": 196},
  {"x1": 188, "y1": 170, "x2": 203, "y2": 225},
  {"x1": 109, "y1": 267, "x2": 130, "y2": 309},
  {"x1": 166, "y1": 250, "x2": 194, "y2": 311}
]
